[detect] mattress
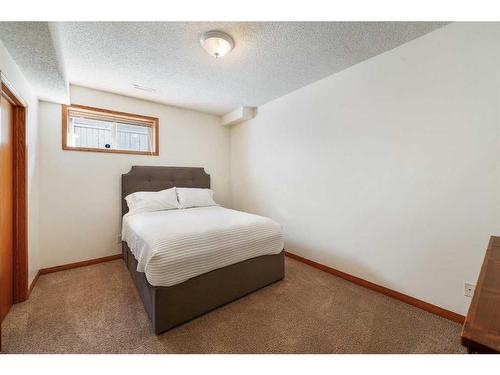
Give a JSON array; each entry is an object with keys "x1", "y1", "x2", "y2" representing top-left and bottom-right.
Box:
[{"x1": 121, "y1": 206, "x2": 284, "y2": 287}]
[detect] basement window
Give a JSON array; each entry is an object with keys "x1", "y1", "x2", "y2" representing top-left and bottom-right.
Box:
[{"x1": 62, "y1": 104, "x2": 159, "y2": 155}]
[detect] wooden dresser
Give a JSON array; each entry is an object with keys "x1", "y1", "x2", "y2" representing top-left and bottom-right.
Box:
[{"x1": 461, "y1": 236, "x2": 500, "y2": 353}]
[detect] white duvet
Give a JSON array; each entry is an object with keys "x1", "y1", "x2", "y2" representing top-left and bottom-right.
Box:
[{"x1": 122, "y1": 206, "x2": 284, "y2": 287}]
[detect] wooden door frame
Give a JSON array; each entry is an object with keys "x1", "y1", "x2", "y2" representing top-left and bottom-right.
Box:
[{"x1": 1, "y1": 77, "x2": 28, "y2": 303}]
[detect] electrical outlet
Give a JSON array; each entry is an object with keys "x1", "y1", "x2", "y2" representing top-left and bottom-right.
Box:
[{"x1": 464, "y1": 282, "x2": 475, "y2": 298}]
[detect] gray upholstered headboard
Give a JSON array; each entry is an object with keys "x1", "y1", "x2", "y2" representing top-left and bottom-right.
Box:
[{"x1": 121, "y1": 166, "x2": 210, "y2": 216}]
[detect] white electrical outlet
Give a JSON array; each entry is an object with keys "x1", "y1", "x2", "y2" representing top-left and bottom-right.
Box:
[{"x1": 464, "y1": 282, "x2": 476, "y2": 298}]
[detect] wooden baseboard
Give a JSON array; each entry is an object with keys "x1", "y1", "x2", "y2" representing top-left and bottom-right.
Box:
[
  {"x1": 27, "y1": 254, "x2": 123, "y2": 296},
  {"x1": 28, "y1": 271, "x2": 40, "y2": 297},
  {"x1": 26, "y1": 251, "x2": 464, "y2": 324},
  {"x1": 39, "y1": 254, "x2": 123, "y2": 275},
  {"x1": 284, "y1": 251, "x2": 465, "y2": 324}
]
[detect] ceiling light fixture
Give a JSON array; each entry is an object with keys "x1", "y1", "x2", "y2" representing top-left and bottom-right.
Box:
[{"x1": 199, "y1": 30, "x2": 235, "y2": 58}]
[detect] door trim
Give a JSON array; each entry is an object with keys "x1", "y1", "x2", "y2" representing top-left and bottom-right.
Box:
[{"x1": 1, "y1": 77, "x2": 28, "y2": 303}]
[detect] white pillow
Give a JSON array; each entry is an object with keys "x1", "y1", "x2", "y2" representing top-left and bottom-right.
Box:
[
  {"x1": 125, "y1": 187, "x2": 180, "y2": 214},
  {"x1": 176, "y1": 188, "x2": 217, "y2": 208}
]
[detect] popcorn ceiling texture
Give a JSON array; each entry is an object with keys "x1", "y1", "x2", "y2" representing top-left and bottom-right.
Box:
[
  {"x1": 0, "y1": 22, "x2": 68, "y2": 103},
  {"x1": 0, "y1": 22, "x2": 447, "y2": 114}
]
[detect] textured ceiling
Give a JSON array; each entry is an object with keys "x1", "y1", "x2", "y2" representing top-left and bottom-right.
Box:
[
  {"x1": 0, "y1": 22, "x2": 68, "y2": 103},
  {"x1": 0, "y1": 22, "x2": 448, "y2": 115}
]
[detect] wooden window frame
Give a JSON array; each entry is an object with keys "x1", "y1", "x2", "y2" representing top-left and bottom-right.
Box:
[
  {"x1": 1, "y1": 80, "x2": 28, "y2": 303},
  {"x1": 62, "y1": 104, "x2": 159, "y2": 156}
]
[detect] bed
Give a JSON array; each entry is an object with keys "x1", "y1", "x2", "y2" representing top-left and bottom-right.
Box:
[{"x1": 121, "y1": 166, "x2": 285, "y2": 334}]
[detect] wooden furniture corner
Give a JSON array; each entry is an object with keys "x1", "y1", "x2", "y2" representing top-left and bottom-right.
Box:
[{"x1": 461, "y1": 236, "x2": 500, "y2": 353}]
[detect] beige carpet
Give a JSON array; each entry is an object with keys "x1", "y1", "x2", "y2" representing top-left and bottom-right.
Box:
[{"x1": 1, "y1": 257, "x2": 465, "y2": 354}]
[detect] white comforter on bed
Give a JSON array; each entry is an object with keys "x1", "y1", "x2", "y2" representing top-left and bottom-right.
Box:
[{"x1": 121, "y1": 206, "x2": 284, "y2": 287}]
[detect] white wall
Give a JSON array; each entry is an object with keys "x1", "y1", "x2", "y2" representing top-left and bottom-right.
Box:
[
  {"x1": 230, "y1": 23, "x2": 500, "y2": 315},
  {"x1": 38, "y1": 85, "x2": 230, "y2": 267},
  {"x1": 0, "y1": 40, "x2": 41, "y2": 285}
]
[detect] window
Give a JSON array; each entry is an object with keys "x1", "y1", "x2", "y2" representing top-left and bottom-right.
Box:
[{"x1": 62, "y1": 104, "x2": 159, "y2": 155}]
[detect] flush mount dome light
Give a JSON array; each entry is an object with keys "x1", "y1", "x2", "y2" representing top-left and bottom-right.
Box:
[{"x1": 200, "y1": 30, "x2": 235, "y2": 58}]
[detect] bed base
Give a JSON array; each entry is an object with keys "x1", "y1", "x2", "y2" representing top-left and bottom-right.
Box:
[{"x1": 123, "y1": 242, "x2": 285, "y2": 334}]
